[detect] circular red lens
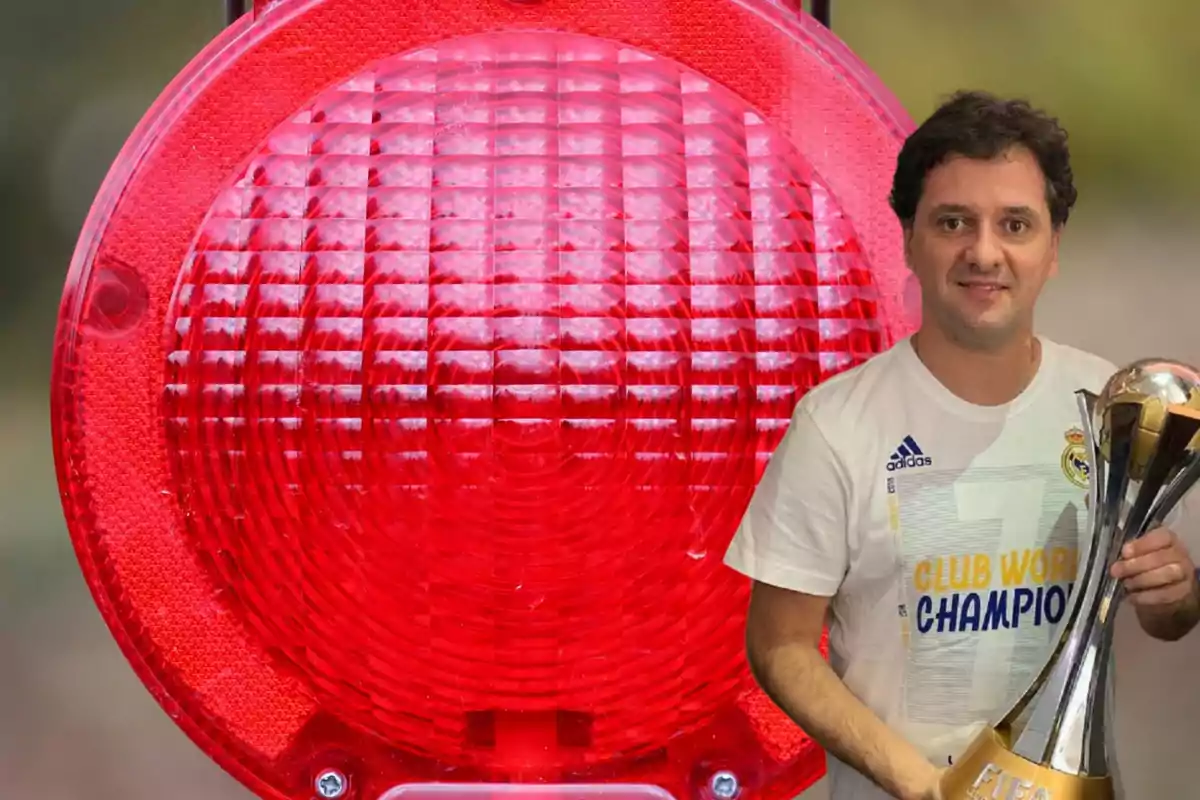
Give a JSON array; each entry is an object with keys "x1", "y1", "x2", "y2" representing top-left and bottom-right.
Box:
[{"x1": 52, "y1": 3, "x2": 914, "y2": 799}]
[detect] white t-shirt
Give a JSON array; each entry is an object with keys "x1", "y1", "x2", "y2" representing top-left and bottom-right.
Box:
[{"x1": 724, "y1": 335, "x2": 1125, "y2": 800}]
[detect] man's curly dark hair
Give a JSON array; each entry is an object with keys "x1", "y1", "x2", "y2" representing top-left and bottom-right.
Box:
[{"x1": 889, "y1": 90, "x2": 1078, "y2": 229}]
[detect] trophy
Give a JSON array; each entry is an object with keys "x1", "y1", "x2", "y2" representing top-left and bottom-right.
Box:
[{"x1": 940, "y1": 359, "x2": 1200, "y2": 800}]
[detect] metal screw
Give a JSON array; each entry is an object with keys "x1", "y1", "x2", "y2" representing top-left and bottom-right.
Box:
[
  {"x1": 710, "y1": 770, "x2": 740, "y2": 799},
  {"x1": 315, "y1": 769, "x2": 348, "y2": 799}
]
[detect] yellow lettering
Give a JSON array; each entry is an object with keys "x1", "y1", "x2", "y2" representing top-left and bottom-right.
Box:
[
  {"x1": 933, "y1": 557, "x2": 950, "y2": 592},
  {"x1": 949, "y1": 555, "x2": 973, "y2": 590},
  {"x1": 1049, "y1": 547, "x2": 1070, "y2": 582},
  {"x1": 914, "y1": 561, "x2": 931, "y2": 592},
  {"x1": 1030, "y1": 549, "x2": 1046, "y2": 584},
  {"x1": 1001, "y1": 550, "x2": 1031, "y2": 587},
  {"x1": 973, "y1": 554, "x2": 992, "y2": 588}
]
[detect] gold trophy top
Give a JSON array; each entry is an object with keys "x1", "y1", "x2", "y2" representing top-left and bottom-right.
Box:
[{"x1": 1094, "y1": 358, "x2": 1200, "y2": 480}]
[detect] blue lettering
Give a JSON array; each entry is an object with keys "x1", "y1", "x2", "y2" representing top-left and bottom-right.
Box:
[
  {"x1": 1045, "y1": 584, "x2": 1068, "y2": 625},
  {"x1": 935, "y1": 593, "x2": 961, "y2": 633},
  {"x1": 917, "y1": 595, "x2": 933, "y2": 634},
  {"x1": 959, "y1": 592, "x2": 982, "y2": 632},
  {"x1": 1013, "y1": 588, "x2": 1035, "y2": 627},
  {"x1": 916, "y1": 585, "x2": 1077, "y2": 636},
  {"x1": 983, "y1": 590, "x2": 1010, "y2": 630}
]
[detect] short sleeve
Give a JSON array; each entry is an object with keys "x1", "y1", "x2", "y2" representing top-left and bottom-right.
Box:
[{"x1": 723, "y1": 401, "x2": 851, "y2": 597}]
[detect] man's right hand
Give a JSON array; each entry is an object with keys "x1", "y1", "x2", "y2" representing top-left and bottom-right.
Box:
[
  {"x1": 903, "y1": 763, "x2": 943, "y2": 800},
  {"x1": 919, "y1": 767, "x2": 946, "y2": 800}
]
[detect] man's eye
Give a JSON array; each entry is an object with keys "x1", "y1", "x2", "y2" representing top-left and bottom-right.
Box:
[
  {"x1": 1004, "y1": 219, "x2": 1030, "y2": 234},
  {"x1": 939, "y1": 217, "x2": 964, "y2": 232}
]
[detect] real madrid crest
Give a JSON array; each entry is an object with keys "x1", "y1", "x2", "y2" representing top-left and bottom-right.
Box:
[{"x1": 1061, "y1": 427, "x2": 1090, "y2": 488}]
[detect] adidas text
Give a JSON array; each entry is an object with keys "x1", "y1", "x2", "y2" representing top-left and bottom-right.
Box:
[{"x1": 887, "y1": 454, "x2": 932, "y2": 471}]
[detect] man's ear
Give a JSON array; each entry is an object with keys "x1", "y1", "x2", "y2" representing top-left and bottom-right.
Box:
[
  {"x1": 902, "y1": 224, "x2": 915, "y2": 270},
  {"x1": 1048, "y1": 225, "x2": 1062, "y2": 278}
]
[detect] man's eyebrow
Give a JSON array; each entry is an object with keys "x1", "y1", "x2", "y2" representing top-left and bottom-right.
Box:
[
  {"x1": 928, "y1": 203, "x2": 974, "y2": 215},
  {"x1": 927, "y1": 203, "x2": 1039, "y2": 217}
]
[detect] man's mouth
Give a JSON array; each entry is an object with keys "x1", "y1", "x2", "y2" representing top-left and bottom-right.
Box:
[{"x1": 956, "y1": 281, "x2": 1008, "y2": 292}]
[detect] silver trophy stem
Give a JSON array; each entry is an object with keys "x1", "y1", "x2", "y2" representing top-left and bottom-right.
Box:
[
  {"x1": 1006, "y1": 395, "x2": 1200, "y2": 776},
  {"x1": 1098, "y1": 418, "x2": 1200, "y2": 619},
  {"x1": 997, "y1": 392, "x2": 1104, "y2": 749},
  {"x1": 1005, "y1": 395, "x2": 1139, "y2": 774},
  {"x1": 1146, "y1": 450, "x2": 1200, "y2": 529}
]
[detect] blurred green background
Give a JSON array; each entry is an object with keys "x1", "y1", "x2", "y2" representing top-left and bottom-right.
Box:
[{"x1": 2, "y1": 0, "x2": 1198, "y2": 797}]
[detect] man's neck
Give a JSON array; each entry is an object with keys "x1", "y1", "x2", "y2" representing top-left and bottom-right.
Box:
[{"x1": 911, "y1": 325, "x2": 1041, "y2": 407}]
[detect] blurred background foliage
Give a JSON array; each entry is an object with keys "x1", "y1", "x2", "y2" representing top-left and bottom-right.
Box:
[{"x1": 1, "y1": 1, "x2": 1197, "y2": 797}]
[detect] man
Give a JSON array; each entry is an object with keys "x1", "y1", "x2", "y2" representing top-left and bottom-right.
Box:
[{"x1": 723, "y1": 90, "x2": 1200, "y2": 800}]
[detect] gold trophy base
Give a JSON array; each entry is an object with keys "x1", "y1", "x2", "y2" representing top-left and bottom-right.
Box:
[{"x1": 940, "y1": 729, "x2": 1114, "y2": 800}]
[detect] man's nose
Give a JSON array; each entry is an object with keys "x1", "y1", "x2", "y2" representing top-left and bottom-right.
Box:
[{"x1": 962, "y1": 226, "x2": 1004, "y2": 269}]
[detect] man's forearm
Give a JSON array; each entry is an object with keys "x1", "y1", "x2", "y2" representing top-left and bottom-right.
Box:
[{"x1": 749, "y1": 642, "x2": 939, "y2": 800}]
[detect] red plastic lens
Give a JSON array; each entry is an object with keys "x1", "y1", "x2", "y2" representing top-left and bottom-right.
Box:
[{"x1": 52, "y1": 2, "x2": 914, "y2": 800}]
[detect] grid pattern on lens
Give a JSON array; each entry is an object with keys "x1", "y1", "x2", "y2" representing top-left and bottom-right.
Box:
[{"x1": 164, "y1": 33, "x2": 881, "y2": 771}]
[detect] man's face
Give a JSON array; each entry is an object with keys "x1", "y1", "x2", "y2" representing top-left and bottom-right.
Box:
[{"x1": 904, "y1": 146, "x2": 1061, "y2": 350}]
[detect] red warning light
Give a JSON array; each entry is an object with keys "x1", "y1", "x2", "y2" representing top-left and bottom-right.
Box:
[{"x1": 52, "y1": 2, "x2": 914, "y2": 799}]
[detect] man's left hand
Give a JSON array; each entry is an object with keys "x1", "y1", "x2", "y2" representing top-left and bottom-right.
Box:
[{"x1": 1111, "y1": 527, "x2": 1199, "y2": 616}]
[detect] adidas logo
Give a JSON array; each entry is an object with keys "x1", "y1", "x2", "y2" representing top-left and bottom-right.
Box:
[{"x1": 886, "y1": 435, "x2": 932, "y2": 472}]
